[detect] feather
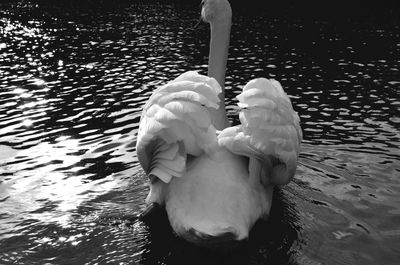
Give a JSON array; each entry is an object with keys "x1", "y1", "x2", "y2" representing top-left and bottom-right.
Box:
[
  {"x1": 218, "y1": 77, "x2": 302, "y2": 186},
  {"x1": 149, "y1": 168, "x2": 173, "y2": 183},
  {"x1": 136, "y1": 71, "x2": 220, "y2": 183}
]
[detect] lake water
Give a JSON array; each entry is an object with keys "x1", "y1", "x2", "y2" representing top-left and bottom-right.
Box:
[{"x1": 0, "y1": 0, "x2": 399, "y2": 264}]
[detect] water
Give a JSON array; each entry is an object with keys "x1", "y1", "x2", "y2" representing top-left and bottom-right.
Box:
[{"x1": 0, "y1": 0, "x2": 399, "y2": 264}]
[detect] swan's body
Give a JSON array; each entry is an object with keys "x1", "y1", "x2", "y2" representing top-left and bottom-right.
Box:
[{"x1": 136, "y1": 0, "x2": 302, "y2": 247}]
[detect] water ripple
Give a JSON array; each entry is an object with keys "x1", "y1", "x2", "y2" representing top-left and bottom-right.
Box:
[{"x1": 0, "y1": 1, "x2": 399, "y2": 265}]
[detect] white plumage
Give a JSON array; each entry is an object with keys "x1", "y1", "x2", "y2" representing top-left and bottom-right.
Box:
[
  {"x1": 219, "y1": 78, "x2": 302, "y2": 186},
  {"x1": 136, "y1": 71, "x2": 221, "y2": 183},
  {"x1": 135, "y1": 0, "x2": 302, "y2": 247},
  {"x1": 136, "y1": 71, "x2": 302, "y2": 244}
]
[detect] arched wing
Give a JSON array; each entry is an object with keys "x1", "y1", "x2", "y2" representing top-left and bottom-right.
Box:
[
  {"x1": 136, "y1": 71, "x2": 221, "y2": 183},
  {"x1": 218, "y1": 78, "x2": 302, "y2": 185}
]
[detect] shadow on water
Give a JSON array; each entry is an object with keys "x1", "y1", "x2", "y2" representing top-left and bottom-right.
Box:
[{"x1": 137, "y1": 188, "x2": 301, "y2": 265}]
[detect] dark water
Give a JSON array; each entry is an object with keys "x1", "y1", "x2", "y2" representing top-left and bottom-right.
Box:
[{"x1": 0, "y1": 0, "x2": 399, "y2": 264}]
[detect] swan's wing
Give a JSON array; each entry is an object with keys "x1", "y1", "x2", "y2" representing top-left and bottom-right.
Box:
[
  {"x1": 137, "y1": 71, "x2": 221, "y2": 183},
  {"x1": 218, "y1": 78, "x2": 302, "y2": 185}
]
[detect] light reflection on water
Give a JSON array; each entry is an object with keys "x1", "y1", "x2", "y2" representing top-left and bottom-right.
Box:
[{"x1": 0, "y1": 0, "x2": 399, "y2": 264}]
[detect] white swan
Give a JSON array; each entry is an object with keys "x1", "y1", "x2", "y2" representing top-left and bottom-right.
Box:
[{"x1": 136, "y1": 0, "x2": 302, "y2": 247}]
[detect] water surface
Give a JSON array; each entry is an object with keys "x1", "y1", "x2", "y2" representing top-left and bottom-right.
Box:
[{"x1": 0, "y1": 1, "x2": 399, "y2": 264}]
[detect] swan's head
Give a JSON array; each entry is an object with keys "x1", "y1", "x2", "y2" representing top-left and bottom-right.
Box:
[{"x1": 201, "y1": 0, "x2": 232, "y2": 23}]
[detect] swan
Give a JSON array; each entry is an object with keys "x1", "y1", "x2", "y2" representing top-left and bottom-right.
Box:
[{"x1": 136, "y1": 0, "x2": 302, "y2": 248}]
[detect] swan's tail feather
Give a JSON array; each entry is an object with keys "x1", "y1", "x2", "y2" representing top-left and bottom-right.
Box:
[
  {"x1": 218, "y1": 78, "x2": 302, "y2": 186},
  {"x1": 137, "y1": 71, "x2": 221, "y2": 183}
]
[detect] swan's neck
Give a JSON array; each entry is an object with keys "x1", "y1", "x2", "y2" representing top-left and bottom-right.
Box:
[
  {"x1": 208, "y1": 19, "x2": 230, "y2": 91},
  {"x1": 208, "y1": 18, "x2": 231, "y2": 130}
]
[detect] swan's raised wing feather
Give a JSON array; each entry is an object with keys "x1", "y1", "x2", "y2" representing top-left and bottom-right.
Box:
[
  {"x1": 218, "y1": 78, "x2": 302, "y2": 185},
  {"x1": 137, "y1": 71, "x2": 221, "y2": 183}
]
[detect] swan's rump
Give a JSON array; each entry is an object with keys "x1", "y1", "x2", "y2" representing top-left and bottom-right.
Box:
[{"x1": 166, "y1": 148, "x2": 273, "y2": 242}]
